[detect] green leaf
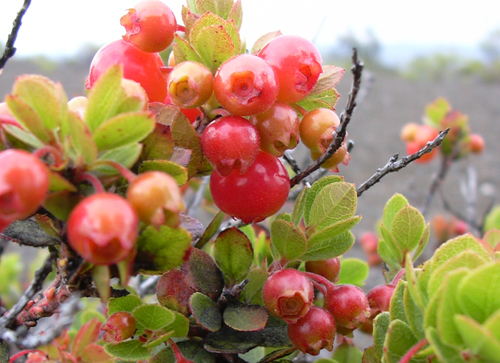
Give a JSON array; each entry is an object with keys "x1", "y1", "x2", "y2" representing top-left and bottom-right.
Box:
[
  {"x1": 426, "y1": 327, "x2": 466, "y2": 363},
  {"x1": 301, "y1": 231, "x2": 355, "y2": 261},
  {"x1": 291, "y1": 187, "x2": 308, "y2": 226},
  {"x1": 164, "y1": 311, "x2": 190, "y2": 337},
  {"x1": 223, "y1": 303, "x2": 268, "y2": 331},
  {"x1": 213, "y1": 227, "x2": 254, "y2": 282},
  {"x1": 181, "y1": 248, "x2": 224, "y2": 300},
  {"x1": 67, "y1": 111, "x2": 98, "y2": 165},
  {"x1": 190, "y1": 12, "x2": 240, "y2": 55},
  {"x1": 79, "y1": 344, "x2": 114, "y2": 363},
  {"x1": 390, "y1": 206, "x2": 425, "y2": 253},
  {"x1": 107, "y1": 295, "x2": 144, "y2": 316},
  {"x1": 138, "y1": 160, "x2": 188, "y2": 186},
  {"x1": 12, "y1": 74, "x2": 64, "y2": 130},
  {"x1": 132, "y1": 304, "x2": 175, "y2": 331},
  {"x1": 43, "y1": 191, "x2": 82, "y2": 221},
  {"x1": 379, "y1": 224, "x2": 403, "y2": 266},
  {"x1": 484, "y1": 206, "x2": 500, "y2": 233},
  {"x1": 190, "y1": 292, "x2": 222, "y2": 332},
  {"x1": 135, "y1": 225, "x2": 192, "y2": 275},
  {"x1": 228, "y1": 0, "x2": 242, "y2": 29},
  {"x1": 304, "y1": 175, "x2": 343, "y2": 226},
  {"x1": 195, "y1": 211, "x2": 225, "y2": 249},
  {"x1": 373, "y1": 312, "x2": 390, "y2": 359},
  {"x1": 142, "y1": 331, "x2": 174, "y2": 349},
  {"x1": 2, "y1": 123, "x2": 44, "y2": 148},
  {"x1": 308, "y1": 182, "x2": 357, "y2": 231},
  {"x1": 390, "y1": 280, "x2": 409, "y2": 325},
  {"x1": 251, "y1": 30, "x2": 282, "y2": 54},
  {"x1": 361, "y1": 346, "x2": 380, "y2": 363},
  {"x1": 383, "y1": 194, "x2": 409, "y2": 233},
  {"x1": 104, "y1": 340, "x2": 150, "y2": 361},
  {"x1": 241, "y1": 267, "x2": 268, "y2": 305},
  {"x1": 384, "y1": 320, "x2": 427, "y2": 363},
  {"x1": 336, "y1": 258, "x2": 369, "y2": 287},
  {"x1": 193, "y1": 25, "x2": 236, "y2": 73},
  {"x1": 378, "y1": 238, "x2": 402, "y2": 269},
  {"x1": 173, "y1": 34, "x2": 203, "y2": 64},
  {"x1": 310, "y1": 65, "x2": 345, "y2": 95},
  {"x1": 483, "y1": 229, "x2": 500, "y2": 249},
  {"x1": 425, "y1": 98, "x2": 451, "y2": 127},
  {"x1": 484, "y1": 309, "x2": 500, "y2": 342},
  {"x1": 93, "y1": 111, "x2": 154, "y2": 151},
  {"x1": 195, "y1": 0, "x2": 233, "y2": 18},
  {"x1": 404, "y1": 285, "x2": 425, "y2": 340},
  {"x1": 270, "y1": 219, "x2": 307, "y2": 261},
  {"x1": 332, "y1": 343, "x2": 363, "y2": 363},
  {"x1": 307, "y1": 215, "x2": 361, "y2": 243},
  {"x1": 454, "y1": 314, "x2": 500, "y2": 361},
  {"x1": 5, "y1": 95, "x2": 53, "y2": 143},
  {"x1": 413, "y1": 223, "x2": 430, "y2": 261},
  {"x1": 85, "y1": 65, "x2": 126, "y2": 132},
  {"x1": 457, "y1": 261, "x2": 500, "y2": 324},
  {"x1": 48, "y1": 170, "x2": 77, "y2": 192},
  {"x1": 92, "y1": 143, "x2": 143, "y2": 176},
  {"x1": 296, "y1": 88, "x2": 340, "y2": 112},
  {"x1": 71, "y1": 318, "x2": 102, "y2": 357}
]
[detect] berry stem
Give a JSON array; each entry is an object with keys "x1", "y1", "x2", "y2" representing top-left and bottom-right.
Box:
[
  {"x1": 398, "y1": 338, "x2": 429, "y2": 363},
  {"x1": 310, "y1": 278, "x2": 327, "y2": 296},
  {"x1": 75, "y1": 172, "x2": 105, "y2": 194},
  {"x1": 176, "y1": 24, "x2": 186, "y2": 33},
  {"x1": 390, "y1": 269, "x2": 406, "y2": 286},
  {"x1": 9, "y1": 349, "x2": 47, "y2": 363},
  {"x1": 92, "y1": 160, "x2": 137, "y2": 183},
  {"x1": 168, "y1": 339, "x2": 186, "y2": 362},
  {"x1": 33, "y1": 145, "x2": 64, "y2": 167},
  {"x1": 302, "y1": 271, "x2": 334, "y2": 290}
]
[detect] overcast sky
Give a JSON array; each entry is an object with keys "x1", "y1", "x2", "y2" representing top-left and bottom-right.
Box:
[{"x1": 1, "y1": 0, "x2": 500, "y2": 58}]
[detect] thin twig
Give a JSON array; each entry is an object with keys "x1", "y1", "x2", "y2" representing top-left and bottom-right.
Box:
[
  {"x1": 187, "y1": 175, "x2": 210, "y2": 216},
  {"x1": 0, "y1": 0, "x2": 32, "y2": 71},
  {"x1": 356, "y1": 129, "x2": 449, "y2": 197},
  {"x1": 421, "y1": 154, "x2": 453, "y2": 216},
  {"x1": 291, "y1": 49, "x2": 363, "y2": 187},
  {"x1": 283, "y1": 151, "x2": 301, "y2": 175}
]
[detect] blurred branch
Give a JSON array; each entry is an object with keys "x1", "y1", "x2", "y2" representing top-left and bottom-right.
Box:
[
  {"x1": 356, "y1": 129, "x2": 449, "y2": 197},
  {"x1": 291, "y1": 48, "x2": 364, "y2": 187},
  {"x1": 0, "y1": 0, "x2": 32, "y2": 71}
]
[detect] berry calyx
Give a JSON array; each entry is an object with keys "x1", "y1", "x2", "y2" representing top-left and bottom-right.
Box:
[
  {"x1": 367, "y1": 284, "x2": 395, "y2": 319},
  {"x1": 213, "y1": 54, "x2": 279, "y2": 116},
  {"x1": 168, "y1": 61, "x2": 214, "y2": 108},
  {"x1": 262, "y1": 269, "x2": 314, "y2": 324},
  {"x1": 102, "y1": 312, "x2": 137, "y2": 344},
  {"x1": 121, "y1": 0, "x2": 177, "y2": 53},
  {"x1": 210, "y1": 151, "x2": 290, "y2": 223},
  {"x1": 305, "y1": 257, "x2": 341, "y2": 283},
  {"x1": 86, "y1": 39, "x2": 168, "y2": 103},
  {"x1": 287, "y1": 306, "x2": 336, "y2": 355},
  {"x1": 126, "y1": 171, "x2": 185, "y2": 228},
  {"x1": 324, "y1": 284, "x2": 370, "y2": 331},
  {"x1": 250, "y1": 101, "x2": 300, "y2": 157},
  {"x1": 67, "y1": 193, "x2": 139, "y2": 265},
  {"x1": 201, "y1": 115, "x2": 260, "y2": 176},
  {"x1": 258, "y1": 35, "x2": 322, "y2": 103},
  {"x1": 0, "y1": 149, "x2": 50, "y2": 232}
]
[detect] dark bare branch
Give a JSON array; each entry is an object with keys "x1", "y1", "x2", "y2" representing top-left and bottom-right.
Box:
[{"x1": 0, "y1": 0, "x2": 32, "y2": 71}]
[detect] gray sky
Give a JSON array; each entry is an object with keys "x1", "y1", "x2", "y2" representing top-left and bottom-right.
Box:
[{"x1": 1, "y1": 0, "x2": 499, "y2": 58}]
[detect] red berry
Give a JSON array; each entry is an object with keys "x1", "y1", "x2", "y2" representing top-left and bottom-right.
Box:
[
  {"x1": 0, "y1": 150, "x2": 49, "y2": 232},
  {"x1": 406, "y1": 125, "x2": 440, "y2": 163},
  {"x1": 127, "y1": 171, "x2": 185, "y2": 228},
  {"x1": 67, "y1": 193, "x2": 139, "y2": 265},
  {"x1": 287, "y1": 306, "x2": 336, "y2": 355},
  {"x1": 469, "y1": 133, "x2": 485, "y2": 154},
  {"x1": 258, "y1": 35, "x2": 322, "y2": 103},
  {"x1": 249, "y1": 101, "x2": 300, "y2": 157},
  {"x1": 168, "y1": 61, "x2": 214, "y2": 108},
  {"x1": 359, "y1": 232, "x2": 379, "y2": 255},
  {"x1": 121, "y1": 0, "x2": 177, "y2": 53},
  {"x1": 367, "y1": 284, "x2": 395, "y2": 318},
  {"x1": 400, "y1": 122, "x2": 419, "y2": 142},
  {"x1": 305, "y1": 258, "x2": 341, "y2": 283},
  {"x1": 300, "y1": 108, "x2": 340, "y2": 152},
  {"x1": 102, "y1": 312, "x2": 137, "y2": 344},
  {"x1": 86, "y1": 39, "x2": 168, "y2": 103},
  {"x1": 324, "y1": 284, "x2": 370, "y2": 331},
  {"x1": 262, "y1": 269, "x2": 314, "y2": 324},
  {"x1": 213, "y1": 54, "x2": 279, "y2": 116},
  {"x1": 201, "y1": 115, "x2": 260, "y2": 176},
  {"x1": 210, "y1": 151, "x2": 290, "y2": 223}
]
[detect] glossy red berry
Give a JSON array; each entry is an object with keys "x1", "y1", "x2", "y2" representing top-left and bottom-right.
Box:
[
  {"x1": 263, "y1": 269, "x2": 314, "y2": 324},
  {"x1": 324, "y1": 284, "x2": 370, "y2": 331},
  {"x1": 249, "y1": 101, "x2": 300, "y2": 157},
  {"x1": 121, "y1": 0, "x2": 177, "y2": 53},
  {"x1": 213, "y1": 54, "x2": 279, "y2": 116},
  {"x1": 0, "y1": 149, "x2": 49, "y2": 232},
  {"x1": 367, "y1": 284, "x2": 395, "y2": 319},
  {"x1": 287, "y1": 306, "x2": 336, "y2": 355},
  {"x1": 305, "y1": 257, "x2": 341, "y2": 283},
  {"x1": 86, "y1": 39, "x2": 168, "y2": 103},
  {"x1": 67, "y1": 193, "x2": 139, "y2": 265},
  {"x1": 300, "y1": 108, "x2": 340, "y2": 152},
  {"x1": 168, "y1": 61, "x2": 214, "y2": 108},
  {"x1": 202, "y1": 115, "x2": 260, "y2": 176},
  {"x1": 127, "y1": 171, "x2": 185, "y2": 228},
  {"x1": 258, "y1": 35, "x2": 322, "y2": 103},
  {"x1": 210, "y1": 151, "x2": 290, "y2": 223},
  {"x1": 102, "y1": 312, "x2": 137, "y2": 344}
]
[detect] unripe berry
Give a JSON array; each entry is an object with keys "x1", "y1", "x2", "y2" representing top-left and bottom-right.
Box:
[
  {"x1": 400, "y1": 122, "x2": 419, "y2": 142},
  {"x1": 287, "y1": 306, "x2": 335, "y2": 355},
  {"x1": 407, "y1": 125, "x2": 440, "y2": 164},
  {"x1": 367, "y1": 284, "x2": 395, "y2": 318},
  {"x1": 127, "y1": 171, "x2": 185, "y2": 228},
  {"x1": 0, "y1": 150, "x2": 50, "y2": 232},
  {"x1": 310, "y1": 144, "x2": 350, "y2": 173},
  {"x1": 213, "y1": 54, "x2": 279, "y2": 116},
  {"x1": 262, "y1": 269, "x2": 314, "y2": 324},
  {"x1": 168, "y1": 61, "x2": 214, "y2": 108},
  {"x1": 67, "y1": 193, "x2": 139, "y2": 265},
  {"x1": 469, "y1": 133, "x2": 485, "y2": 154},
  {"x1": 305, "y1": 258, "x2": 341, "y2": 283},
  {"x1": 300, "y1": 108, "x2": 340, "y2": 152},
  {"x1": 102, "y1": 312, "x2": 137, "y2": 344},
  {"x1": 324, "y1": 284, "x2": 370, "y2": 331}
]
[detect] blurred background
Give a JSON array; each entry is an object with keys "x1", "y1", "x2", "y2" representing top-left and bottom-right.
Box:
[{"x1": 1, "y1": 0, "x2": 500, "y2": 255}]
